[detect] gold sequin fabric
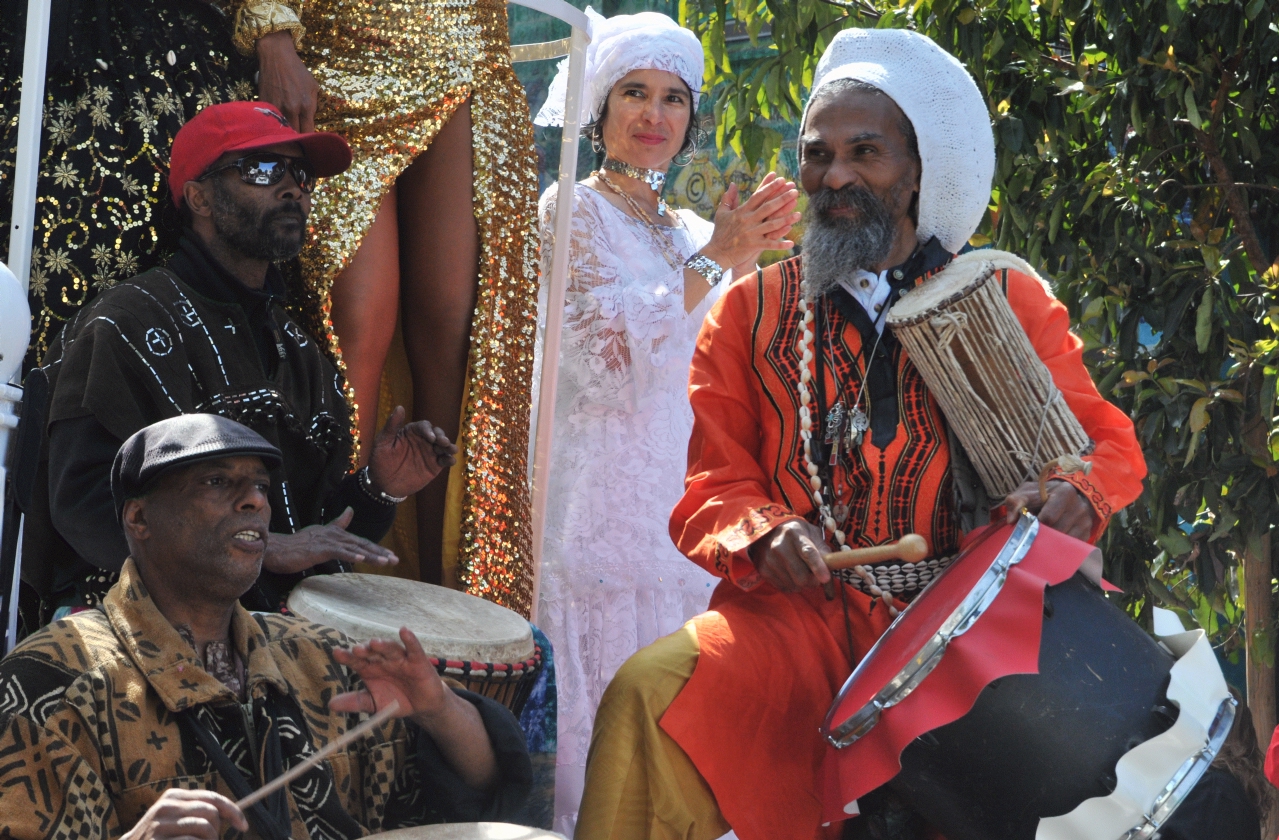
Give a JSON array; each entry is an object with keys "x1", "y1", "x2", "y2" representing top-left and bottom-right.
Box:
[
  {"x1": 298, "y1": 0, "x2": 539, "y2": 616},
  {"x1": 0, "y1": 0, "x2": 258, "y2": 370}
]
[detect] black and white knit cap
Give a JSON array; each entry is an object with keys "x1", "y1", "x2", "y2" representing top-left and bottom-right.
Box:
[{"x1": 110, "y1": 414, "x2": 282, "y2": 521}]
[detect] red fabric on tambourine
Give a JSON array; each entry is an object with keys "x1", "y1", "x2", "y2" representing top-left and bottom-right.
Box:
[{"x1": 819, "y1": 518, "x2": 1098, "y2": 822}]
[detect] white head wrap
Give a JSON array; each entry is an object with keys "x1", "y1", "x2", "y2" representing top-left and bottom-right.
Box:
[
  {"x1": 802, "y1": 29, "x2": 995, "y2": 254},
  {"x1": 533, "y1": 7, "x2": 704, "y2": 129}
]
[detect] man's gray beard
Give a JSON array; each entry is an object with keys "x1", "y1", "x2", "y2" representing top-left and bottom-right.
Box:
[{"x1": 800, "y1": 186, "x2": 896, "y2": 298}]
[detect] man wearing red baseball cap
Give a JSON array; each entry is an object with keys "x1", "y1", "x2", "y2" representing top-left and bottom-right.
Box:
[{"x1": 28, "y1": 101, "x2": 457, "y2": 617}]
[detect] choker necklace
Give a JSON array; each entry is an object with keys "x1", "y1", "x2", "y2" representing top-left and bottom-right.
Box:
[{"x1": 601, "y1": 157, "x2": 668, "y2": 216}]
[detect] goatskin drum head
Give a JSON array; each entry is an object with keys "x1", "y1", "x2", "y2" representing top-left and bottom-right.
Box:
[{"x1": 288, "y1": 574, "x2": 534, "y2": 663}]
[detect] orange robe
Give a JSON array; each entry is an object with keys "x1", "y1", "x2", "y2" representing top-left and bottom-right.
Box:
[{"x1": 660, "y1": 254, "x2": 1146, "y2": 840}]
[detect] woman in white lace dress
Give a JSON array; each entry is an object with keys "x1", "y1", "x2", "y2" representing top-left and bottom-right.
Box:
[{"x1": 531, "y1": 10, "x2": 801, "y2": 834}]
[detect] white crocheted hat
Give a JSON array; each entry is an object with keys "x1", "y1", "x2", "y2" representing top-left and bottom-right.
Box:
[
  {"x1": 534, "y1": 7, "x2": 704, "y2": 128},
  {"x1": 802, "y1": 28, "x2": 995, "y2": 254}
]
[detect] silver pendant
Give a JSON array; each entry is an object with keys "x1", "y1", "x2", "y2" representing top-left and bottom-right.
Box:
[
  {"x1": 825, "y1": 402, "x2": 847, "y2": 466},
  {"x1": 848, "y1": 407, "x2": 870, "y2": 447},
  {"x1": 824, "y1": 402, "x2": 847, "y2": 444}
]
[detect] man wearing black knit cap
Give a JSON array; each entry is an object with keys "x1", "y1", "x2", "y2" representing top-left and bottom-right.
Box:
[
  {"x1": 28, "y1": 101, "x2": 457, "y2": 617},
  {"x1": 0, "y1": 414, "x2": 530, "y2": 839}
]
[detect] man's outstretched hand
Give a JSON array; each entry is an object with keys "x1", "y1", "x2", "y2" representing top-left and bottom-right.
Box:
[
  {"x1": 262, "y1": 507, "x2": 398, "y2": 574},
  {"x1": 366, "y1": 406, "x2": 459, "y2": 499},
  {"x1": 331, "y1": 627, "x2": 498, "y2": 790},
  {"x1": 749, "y1": 519, "x2": 833, "y2": 592},
  {"x1": 331, "y1": 628, "x2": 450, "y2": 720},
  {"x1": 1004, "y1": 479, "x2": 1097, "y2": 541}
]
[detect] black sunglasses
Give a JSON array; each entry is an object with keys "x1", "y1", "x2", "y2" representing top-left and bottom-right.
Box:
[{"x1": 197, "y1": 153, "x2": 316, "y2": 193}]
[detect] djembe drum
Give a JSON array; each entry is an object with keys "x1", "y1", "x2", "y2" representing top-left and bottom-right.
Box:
[
  {"x1": 288, "y1": 574, "x2": 543, "y2": 715},
  {"x1": 887, "y1": 251, "x2": 1090, "y2": 497},
  {"x1": 820, "y1": 513, "x2": 1237, "y2": 840}
]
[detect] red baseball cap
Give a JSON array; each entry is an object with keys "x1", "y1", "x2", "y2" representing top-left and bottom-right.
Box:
[{"x1": 168, "y1": 101, "x2": 352, "y2": 208}]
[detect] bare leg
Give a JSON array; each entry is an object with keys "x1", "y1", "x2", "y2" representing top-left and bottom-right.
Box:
[
  {"x1": 397, "y1": 99, "x2": 478, "y2": 585},
  {"x1": 329, "y1": 188, "x2": 402, "y2": 467}
]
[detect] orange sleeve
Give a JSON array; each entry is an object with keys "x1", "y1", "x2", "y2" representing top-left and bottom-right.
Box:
[
  {"x1": 1004, "y1": 269, "x2": 1147, "y2": 541},
  {"x1": 669, "y1": 277, "x2": 802, "y2": 589}
]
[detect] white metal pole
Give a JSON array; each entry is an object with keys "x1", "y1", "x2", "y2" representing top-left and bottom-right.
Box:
[
  {"x1": 9, "y1": 0, "x2": 53, "y2": 296},
  {"x1": 527, "y1": 27, "x2": 588, "y2": 624},
  {"x1": 0, "y1": 261, "x2": 30, "y2": 653}
]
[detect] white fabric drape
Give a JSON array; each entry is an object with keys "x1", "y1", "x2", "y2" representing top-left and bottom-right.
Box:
[{"x1": 533, "y1": 183, "x2": 721, "y2": 836}]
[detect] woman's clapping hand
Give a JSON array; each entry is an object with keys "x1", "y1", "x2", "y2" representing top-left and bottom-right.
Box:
[{"x1": 701, "y1": 172, "x2": 803, "y2": 277}]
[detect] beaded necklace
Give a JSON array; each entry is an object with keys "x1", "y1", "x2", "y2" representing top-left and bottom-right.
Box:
[
  {"x1": 797, "y1": 287, "x2": 899, "y2": 618},
  {"x1": 595, "y1": 170, "x2": 686, "y2": 272}
]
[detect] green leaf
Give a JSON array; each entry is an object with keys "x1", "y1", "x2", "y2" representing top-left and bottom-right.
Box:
[
  {"x1": 1184, "y1": 86, "x2": 1202, "y2": 130},
  {"x1": 1157, "y1": 529, "x2": 1194, "y2": 557},
  {"x1": 1189, "y1": 397, "x2": 1211, "y2": 433},
  {"x1": 1195, "y1": 284, "x2": 1213, "y2": 354},
  {"x1": 987, "y1": 28, "x2": 1005, "y2": 58},
  {"x1": 1183, "y1": 428, "x2": 1200, "y2": 467},
  {"x1": 1048, "y1": 197, "x2": 1065, "y2": 244},
  {"x1": 1098, "y1": 363, "x2": 1126, "y2": 394},
  {"x1": 1246, "y1": 0, "x2": 1266, "y2": 20}
]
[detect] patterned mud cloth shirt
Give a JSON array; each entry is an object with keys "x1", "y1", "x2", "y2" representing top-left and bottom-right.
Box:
[{"x1": 0, "y1": 560, "x2": 532, "y2": 839}]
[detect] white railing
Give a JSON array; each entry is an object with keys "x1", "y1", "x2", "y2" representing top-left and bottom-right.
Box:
[
  {"x1": 1, "y1": 0, "x2": 51, "y2": 652},
  {"x1": 507, "y1": 0, "x2": 590, "y2": 624}
]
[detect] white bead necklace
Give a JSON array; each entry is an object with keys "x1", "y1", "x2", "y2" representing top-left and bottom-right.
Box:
[{"x1": 796, "y1": 289, "x2": 899, "y2": 618}]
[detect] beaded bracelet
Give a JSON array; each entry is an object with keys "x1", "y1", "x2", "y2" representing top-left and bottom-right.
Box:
[
  {"x1": 357, "y1": 466, "x2": 408, "y2": 506},
  {"x1": 233, "y1": 0, "x2": 306, "y2": 56}
]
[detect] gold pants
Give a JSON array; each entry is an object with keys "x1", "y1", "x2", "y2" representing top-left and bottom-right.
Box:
[{"x1": 576, "y1": 623, "x2": 732, "y2": 840}]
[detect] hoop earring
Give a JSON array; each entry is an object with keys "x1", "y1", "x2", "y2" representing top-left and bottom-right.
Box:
[
  {"x1": 673, "y1": 134, "x2": 697, "y2": 166},
  {"x1": 590, "y1": 129, "x2": 604, "y2": 155}
]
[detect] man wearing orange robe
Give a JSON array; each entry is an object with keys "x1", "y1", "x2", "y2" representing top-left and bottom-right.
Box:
[{"x1": 574, "y1": 28, "x2": 1147, "y2": 840}]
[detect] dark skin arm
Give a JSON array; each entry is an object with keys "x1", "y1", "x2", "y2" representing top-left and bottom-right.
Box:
[
  {"x1": 331, "y1": 628, "x2": 499, "y2": 790},
  {"x1": 262, "y1": 506, "x2": 397, "y2": 574},
  {"x1": 1004, "y1": 479, "x2": 1098, "y2": 541},
  {"x1": 261, "y1": 407, "x2": 459, "y2": 574},
  {"x1": 750, "y1": 480, "x2": 1097, "y2": 593},
  {"x1": 255, "y1": 30, "x2": 319, "y2": 133},
  {"x1": 748, "y1": 519, "x2": 833, "y2": 592},
  {"x1": 122, "y1": 789, "x2": 248, "y2": 840},
  {"x1": 366, "y1": 405, "x2": 459, "y2": 499}
]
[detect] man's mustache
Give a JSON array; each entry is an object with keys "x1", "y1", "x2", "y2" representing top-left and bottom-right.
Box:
[
  {"x1": 808, "y1": 184, "x2": 883, "y2": 220},
  {"x1": 264, "y1": 202, "x2": 306, "y2": 224}
]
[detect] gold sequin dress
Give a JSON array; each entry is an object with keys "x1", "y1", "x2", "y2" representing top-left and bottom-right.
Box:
[{"x1": 296, "y1": 0, "x2": 540, "y2": 616}]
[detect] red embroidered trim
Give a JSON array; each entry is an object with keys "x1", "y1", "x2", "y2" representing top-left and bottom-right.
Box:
[
  {"x1": 1046, "y1": 465, "x2": 1112, "y2": 522},
  {"x1": 721, "y1": 503, "x2": 796, "y2": 552}
]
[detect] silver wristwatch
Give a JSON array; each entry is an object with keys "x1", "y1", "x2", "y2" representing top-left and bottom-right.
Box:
[{"x1": 685, "y1": 253, "x2": 725, "y2": 285}]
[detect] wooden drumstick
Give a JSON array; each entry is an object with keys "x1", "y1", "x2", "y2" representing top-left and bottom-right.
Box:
[
  {"x1": 235, "y1": 700, "x2": 400, "y2": 811},
  {"x1": 823, "y1": 534, "x2": 928, "y2": 570}
]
